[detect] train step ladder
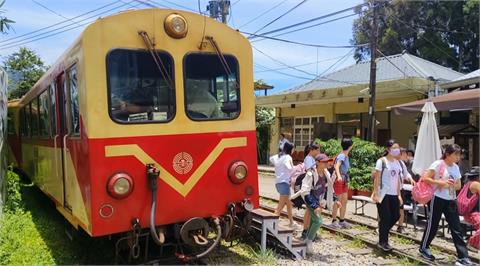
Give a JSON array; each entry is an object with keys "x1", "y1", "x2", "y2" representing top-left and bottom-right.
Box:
[{"x1": 250, "y1": 209, "x2": 306, "y2": 260}]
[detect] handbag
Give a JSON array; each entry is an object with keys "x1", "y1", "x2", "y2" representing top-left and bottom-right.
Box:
[
  {"x1": 457, "y1": 182, "x2": 479, "y2": 216},
  {"x1": 412, "y1": 161, "x2": 445, "y2": 204}
]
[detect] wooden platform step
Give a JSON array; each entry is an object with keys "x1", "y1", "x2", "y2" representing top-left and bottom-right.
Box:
[
  {"x1": 292, "y1": 239, "x2": 307, "y2": 248},
  {"x1": 251, "y1": 208, "x2": 279, "y2": 220},
  {"x1": 251, "y1": 219, "x2": 294, "y2": 235}
]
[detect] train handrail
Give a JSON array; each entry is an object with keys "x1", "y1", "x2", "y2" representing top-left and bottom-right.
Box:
[{"x1": 53, "y1": 134, "x2": 60, "y2": 184}]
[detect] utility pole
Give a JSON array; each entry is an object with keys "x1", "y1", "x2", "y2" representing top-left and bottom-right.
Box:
[
  {"x1": 367, "y1": 0, "x2": 378, "y2": 142},
  {"x1": 207, "y1": 0, "x2": 230, "y2": 24}
]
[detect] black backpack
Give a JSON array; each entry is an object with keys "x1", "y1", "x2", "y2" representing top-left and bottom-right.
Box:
[{"x1": 291, "y1": 172, "x2": 307, "y2": 208}]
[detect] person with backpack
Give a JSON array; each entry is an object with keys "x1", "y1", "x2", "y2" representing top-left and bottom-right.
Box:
[
  {"x1": 331, "y1": 138, "x2": 353, "y2": 229},
  {"x1": 396, "y1": 148, "x2": 416, "y2": 233},
  {"x1": 371, "y1": 139, "x2": 403, "y2": 252},
  {"x1": 418, "y1": 144, "x2": 473, "y2": 266},
  {"x1": 461, "y1": 169, "x2": 480, "y2": 250},
  {"x1": 298, "y1": 143, "x2": 321, "y2": 236},
  {"x1": 291, "y1": 153, "x2": 329, "y2": 254},
  {"x1": 269, "y1": 142, "x2": 300, "y2": 229}
]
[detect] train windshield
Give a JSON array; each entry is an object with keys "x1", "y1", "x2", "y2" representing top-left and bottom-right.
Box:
[
  {"x1": 184, "y1": 53, "x2": 240, "y2": 120},
  {"x1": 107, "y1": 49, "x2": 175, "y2": 123}
]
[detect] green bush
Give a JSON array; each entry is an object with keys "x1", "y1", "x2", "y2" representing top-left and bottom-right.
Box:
[
  {"x1": 316, "y1": 138, "x2": 384, "y2": 191},
  {"x1": 4, "y1": 168, "x2": 23, "y2": 213}
]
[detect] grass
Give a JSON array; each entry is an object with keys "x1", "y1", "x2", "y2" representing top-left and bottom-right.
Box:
[
  {"x1": 392, "y1": 235, "x2": 414, "y2": 246},
  {"x1": 396, "y1": 256, "x2": 421, "y2": 266},
  {"x1": 206, "y1": 241, "x2": 277, "y2": 265},
  {"x1": 0, "y1": 170, "x2": 114, "y2": 265},
  {"x1": 347, "y1": 237, "x2": 367, "y2": 249},
  {"x1": 0, "y1": 170, "x2": 281, "y2": 265},
  {"x1": 353, "y1": 224, "x2": 370, "y2": 231}
]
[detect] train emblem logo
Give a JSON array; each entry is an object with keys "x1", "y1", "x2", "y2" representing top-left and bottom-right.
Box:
[{"x1": 173, "y1": 152, "x2": 193, "y2": 174}]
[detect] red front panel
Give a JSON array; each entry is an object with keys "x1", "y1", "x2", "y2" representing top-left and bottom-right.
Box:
[{"x1": 88, "y1": 130, "x2": 259, "y2": 236}]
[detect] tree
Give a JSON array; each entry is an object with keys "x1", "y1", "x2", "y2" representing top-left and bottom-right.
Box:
[
  {"x1": 0, "y1": 0, "x2": 14, "y2": 33},
  {"x1": 4, "y1": 47, "x2": 47, "y2": 99},
  {"x1": 255, "y1": 80, "x2": 275, "y2": 164},
  {"x1": 351, "y1": 0, "x2": 479, "y2": 73}
]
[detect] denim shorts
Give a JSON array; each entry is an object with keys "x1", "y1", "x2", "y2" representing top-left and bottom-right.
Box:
[{"x1": 276, "y1": 182, "x2": 291, "y2": 196}]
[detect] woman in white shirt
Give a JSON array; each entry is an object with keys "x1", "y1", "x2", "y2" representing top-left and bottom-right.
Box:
[
  {"x1": 372, "y1": 139, "x2": 403, "y2": 252},
  {"x1": 418, "y1": 144, "x2": 472, "y2": 266},
  {"x1": 269, "y1": 142, "x2": 298, "y2": 229}
]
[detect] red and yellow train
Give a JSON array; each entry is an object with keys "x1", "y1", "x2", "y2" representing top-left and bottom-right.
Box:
[{"x1": 7, "y1": 8, "x2": 258, "y2": 261}]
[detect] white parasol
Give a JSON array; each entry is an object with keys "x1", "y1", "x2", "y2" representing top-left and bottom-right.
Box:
[{"x1": 412, "y1": 101, "x2": 442, "y2": 175}]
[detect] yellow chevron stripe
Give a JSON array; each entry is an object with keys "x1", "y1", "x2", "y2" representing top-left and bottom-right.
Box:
[{"x1": 105, "y1": 137, "x2": 247, "y2": 197}]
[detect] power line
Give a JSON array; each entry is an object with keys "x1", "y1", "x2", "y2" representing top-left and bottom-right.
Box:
[
  {"x1": 250, "y1": 0, "x2": 308, "y2": 37},
  {"x1": 390, "y1": 14, "x2": 460, "y2": 64},
  {"x1": 249, "y1": 3, "x2": 368, "y2": 40},
  {"x1": 254, "y1": 63, "x2": 312, "y2": 80},
  {"x1": 376, "y1": 49, "x2": 428, "y2": 95},
  {"x1": 0, "y1": 0, "x2": 126, "y2": 45},
  {"x1": 31, "y1": 0, "x2": 71, "y2": 20},
  {"x1": 243, "y1": 31, "x2": 367, "y2": 48},
  {"x1": 253, "y1": 45, "x2": 316, "y2": 77},
  {"x1": 254, "y1": 55, "x2": 347, "y2": 73},
  {"x1": 252, "y1": 13, "x2": 358, "y2": 43},
  {"x1": 153, "y1": 0, "x2": 197, "y2": 12},
  {"x1": 0, "y1": 1, "x2": 140, "y2": 50},
  {"x1": 238, "y1": 0, "x2": 288, "y2": 29}
]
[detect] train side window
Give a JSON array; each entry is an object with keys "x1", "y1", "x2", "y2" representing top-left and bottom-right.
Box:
[
  {"x1": 7, "y1": 110, "x2": 15, "y2": 135},
  {"x1": 67, "y1": 66, "x2": 80, "y2": 136},
  {"x1": 24, "y1": 106, "x2": 31, "y2": 138},
  {"x1": 49, "y1": 82, "x2": 56, "y2": 135},
  {"x1": 31, "y1": 100, "x2": 40, "y2": 137},
  {"x1": 19, "y1": 108, "x2": 26, "y2": 137},
  {"x1": 39, "y1": 90, "x2": 50, "y2": 137},
  {"x1": 184, "y1": 53, "x2": 240, "y2": 121},
  {"x1": 107, "y1": 49, "x2": 175, "y2": 123}
]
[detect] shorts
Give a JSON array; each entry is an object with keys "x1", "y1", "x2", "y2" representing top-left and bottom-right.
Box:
[
  {"x1": 333, "y1": 179, "x2": 348, "y2": 195},
  {"x1": 275, "y1": 182, "x2": 291, "y2": 196}
]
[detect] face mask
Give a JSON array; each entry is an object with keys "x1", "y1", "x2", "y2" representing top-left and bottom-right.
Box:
[{"x1": 390, "y1": 148, "x2": 401, "y2": 157}]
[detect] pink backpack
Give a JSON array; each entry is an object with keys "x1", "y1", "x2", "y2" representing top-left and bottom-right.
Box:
[
  {"x1": 290, "y1": 162, "x2": 305, "y2": 185},
  {"x1": 457, "y1": 182, "x2": 479, "y2": 216},
  {"x1": 412, "y1": 161, "x2": 445, "y2": 205}
]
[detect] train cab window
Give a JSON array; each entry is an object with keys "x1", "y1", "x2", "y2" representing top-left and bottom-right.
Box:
[
  {"x1": 39, "y1": 90, "x2": 50, "y2": 137},
  {"x1": 184, "y1": 53, "x2": 240, "y2": 120},
  {"x1": 107, "y1": 49, "x2": 175, "y2": 123}
]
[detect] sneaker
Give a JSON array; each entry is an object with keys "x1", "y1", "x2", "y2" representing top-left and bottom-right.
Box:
[
  {"x1": 456, "y1": 258, "x2": 474, "y2": 266},
  {"x1": 419, "y1": 248, "x2": 435, "y2": 261},
  {"x1": 330, "y1": 221, "x2": 341, "y2": 229},
  {"x1": 300, "y1": 230, "x2": 307, "y2": 240},
  {"x1": 339, "y1": 221, "x2": 352, "y2": 229},
  {"x1": 305, "y1": 239, "x2": 314, "y2": 255},
  {"x1": 396, "y1": 226, "x2": 404, "y2": 234},
  {"x1": 377, "y1": 242, "x2": 392, "y2": 252}
]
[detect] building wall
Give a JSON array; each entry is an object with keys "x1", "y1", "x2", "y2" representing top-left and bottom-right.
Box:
[{"x1": 267, "y1": 95, "x2": 420, "y2": 156}]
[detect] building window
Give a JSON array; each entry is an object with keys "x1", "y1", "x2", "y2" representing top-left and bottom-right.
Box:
[{"x1": 293, "y1": 116, "x2": 322, "y2": 148}]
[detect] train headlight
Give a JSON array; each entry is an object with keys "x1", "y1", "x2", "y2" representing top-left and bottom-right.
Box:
[
  {"x1": 107, "y1": 173, "x2": 134, "y2": 199},
  {"x1": 164, "y1": 13, "x2": 188, "y2": 39},
  {"x1": 228, "y1": 161, "x2": 248, "y2": 184}
]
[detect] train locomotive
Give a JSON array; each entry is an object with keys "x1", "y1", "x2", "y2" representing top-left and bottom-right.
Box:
[{"x1": 7, "y1": 8, "x2": 259, "y2": 261}]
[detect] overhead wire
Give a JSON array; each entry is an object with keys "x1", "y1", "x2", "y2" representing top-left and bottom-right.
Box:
[
  {"x1": 254, "y1": 55, "x2": 347, "y2": 73},
  {"x1": 243, "y1": 31, "x2": 367, "y2": 48},
  {"x1": 249, "y1": 2, "x2": 368, "y2": 40},
  {"x1": 376, "y1": 49, "x2": 429, "y2": 95},
  {"x1": 0, "y1": 0, "x2": 140, "y2": 50},
  {"x1": 390, "y1": 14, "x2": 460, "y2": 64},
  {"x1": 254, "y1": 63, "x2": 312, "y2": 80},
  {"x1": 238, "y1": 0, "x2": 289, "y2": 29},
  {"x1": 251, "y1": 13, "x2": 358, "y2": 43},
  {"x1": 250, "y1": 0, "x2": 308, "y2": 37},
  {"x1": 0, "y1": 0, "x2": 123, "y2": 44}
]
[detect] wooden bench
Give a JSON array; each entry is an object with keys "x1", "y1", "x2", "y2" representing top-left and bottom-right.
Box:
[{"x1": 352, "y1": 195, "x2": 375, "y2": 216}]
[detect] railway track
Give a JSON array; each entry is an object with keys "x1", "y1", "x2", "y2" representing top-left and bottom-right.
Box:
[{"x1": 259, "y1": 196, "x2": 479, "y2": 265}]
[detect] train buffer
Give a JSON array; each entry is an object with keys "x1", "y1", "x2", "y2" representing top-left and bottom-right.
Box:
[{"x1": 250, "y1": 208, "x2": 306, "y2": 260}]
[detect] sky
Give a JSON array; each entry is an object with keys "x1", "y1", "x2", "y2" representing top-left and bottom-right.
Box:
[{"x1": 1, "y1": 0, "x2": 364, "y2": 94}]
